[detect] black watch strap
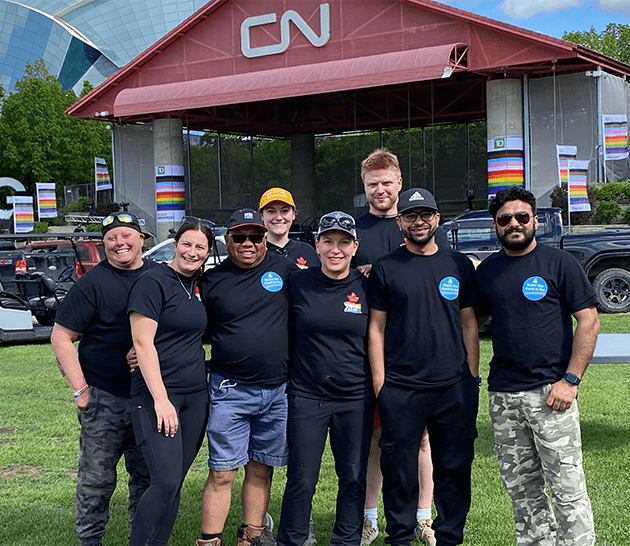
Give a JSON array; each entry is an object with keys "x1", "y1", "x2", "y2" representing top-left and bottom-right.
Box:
[{"x1": 564, "y1": 372, "x2": 581, "y2": 386}]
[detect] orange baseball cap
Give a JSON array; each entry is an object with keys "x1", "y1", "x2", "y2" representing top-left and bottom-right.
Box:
[{"x1": 259, "y1": 187, "x2": 296, "y2": 210}]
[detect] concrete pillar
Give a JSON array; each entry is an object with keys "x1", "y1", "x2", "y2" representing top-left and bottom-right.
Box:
[
  {"x1": 153, "y1": 118, "x2": 185, "y2": 241},
  {"x1": 291, "y1": 134, "x2": 316, "y2": 221},
  {"x1": 486, "y1": 79, "x2": 524, "y2": 196}
]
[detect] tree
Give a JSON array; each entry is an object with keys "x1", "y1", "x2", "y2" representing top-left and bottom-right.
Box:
[
  {"x1": 0, "y1": 60, "x2": 112, "y2": 197},
  {"x1": 563, "y1": 24, "x2": 630, "y2": 65}
]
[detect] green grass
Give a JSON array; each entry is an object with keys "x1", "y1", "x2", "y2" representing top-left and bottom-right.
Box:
[{"x1": 1, "y1": 316, "x2": 629, "y2": 545}]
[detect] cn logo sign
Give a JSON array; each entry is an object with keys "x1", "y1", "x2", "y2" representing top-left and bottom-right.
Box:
[{"x1": 241, "y1": 3, "x2": 330, "y2": 59}]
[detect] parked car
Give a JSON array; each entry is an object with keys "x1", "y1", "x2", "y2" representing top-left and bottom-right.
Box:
[
  {"x1": 0, "y1": 240, "x2": 26, "y2": 293},
  {"x1": 142, "y1": 235, "x2": 227, "y2": 268}
]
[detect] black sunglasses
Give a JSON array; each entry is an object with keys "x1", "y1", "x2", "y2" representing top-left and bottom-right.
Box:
[
  {"x1": 496, "y1": 212, "x2": 532, "y2": 227},
  {"x1": 399, "y1": 210, "x2": 436, "y2": 223},
  {"x1": 180, "y1": 216, "x2": 215, "y2": 230},
  {"x1": 228, "y1": 233, "x2": 265, "y2": 244},
  {"x1": 319, "y1": 216, "x2": 355, "y2": 231}
]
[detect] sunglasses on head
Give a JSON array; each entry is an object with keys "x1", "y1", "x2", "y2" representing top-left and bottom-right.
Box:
[
  {"x1": 319, "y1": 216, "x2": 355, "y2": 231},
  {"x1": 496, "y1": 212, "x2": 532, "y2": 227},
  {"x1": 102, "y1": 213, "x2": 137, "y2": 227},
  {"x1": 180, "y1": 216, "x2": 214, "y2": 230},
  {"x1": 228, "y1": 233, "x2": 265, "y2": 244}
]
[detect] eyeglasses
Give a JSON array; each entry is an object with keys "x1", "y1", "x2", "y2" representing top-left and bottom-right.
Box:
[
  {"x1": 496, "y1": 212, "x2": 532, "y2": 227},
  {"x1": 228, "y1": 233, "x2": 265, "y2": 244},
  {"x1": 180, "y1": 216, "x2": 214, "y2": 230},
  {"x1": 102, "y1": 213, "x2": 137, "y2": 227},
  {"x1": 319, "y1": 216, "x2": 356, "y2": 231},
  {"x1": 399, "y1": 210, "x2": 436, "y2": 223}
]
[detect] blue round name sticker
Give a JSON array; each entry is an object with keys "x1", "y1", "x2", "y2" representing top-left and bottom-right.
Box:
[
  {"x1": 439, "y1": 276, "x2": 460, "y2": 300},
  {"x1": 522, "y1": 276, "x2": 548, "y2": 301},
  {"x1": 261, "y1": 272, "x2": 283, "y2": 292}
]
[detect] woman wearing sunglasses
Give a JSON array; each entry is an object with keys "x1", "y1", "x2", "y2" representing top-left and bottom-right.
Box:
[
  {"x1": 277, "y1": 211, "x2": 373, "y2": 546},
  {"x1": 126, "y1": 218, "x2": 214, "y2": 546}
]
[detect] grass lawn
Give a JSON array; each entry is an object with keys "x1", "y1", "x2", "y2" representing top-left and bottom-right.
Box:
[{"x1": 0, "y1": 315, "x2": 629, "y2": 545}]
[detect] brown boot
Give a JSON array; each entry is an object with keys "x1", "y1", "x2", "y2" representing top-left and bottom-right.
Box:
[
  {"x1": 237, "y1": 524, "x2": 266, "y2": 546},
  {"x1": 196, "y1": 538, "x2": 222, "y2": 546}
]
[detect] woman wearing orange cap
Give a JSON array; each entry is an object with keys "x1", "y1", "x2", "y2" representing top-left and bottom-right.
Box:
[{"x1": 259, "y1": 187, "x2": 319, "y2": 269}]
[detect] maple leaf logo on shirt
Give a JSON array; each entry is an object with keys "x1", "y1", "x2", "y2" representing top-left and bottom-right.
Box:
[
  {"x1": 344, "y1": 292, "x2": 362, "y2": 314},
  {"x1": 296, "y1": 256, "x2": 308, "y2": 269},
  {"x1": 347, "y1": 292, "x2": 359, "y2": 303}
]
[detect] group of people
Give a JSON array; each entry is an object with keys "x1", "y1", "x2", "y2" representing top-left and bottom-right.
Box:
[{"x1": 51, "y1": 148, "x2": 599, "y2": 546}]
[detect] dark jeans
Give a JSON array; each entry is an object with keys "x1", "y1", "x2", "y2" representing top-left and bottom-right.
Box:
[
  {"x1": 277, "y1": 395, "x2": 374, "y2": 546},
  {"x1": 378, "y1": 375, "x2": 478, "y2": 546},
  {"x1": 76, "y1": 387, "x2": 150, "y2": 546},
  {"x1": 129, "y1": 389, "x2": 209, "y2": 546}
]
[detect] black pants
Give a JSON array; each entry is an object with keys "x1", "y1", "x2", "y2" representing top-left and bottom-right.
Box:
[
  {"x1": 129, "y1": 389, "x2": 209, "y2": 546},
  {"x1": 277, "y1": 395, "x2": 374, "y2": 546},
  {"x1": 378, "y1": 375, "x2": 478, "y2": 546}
]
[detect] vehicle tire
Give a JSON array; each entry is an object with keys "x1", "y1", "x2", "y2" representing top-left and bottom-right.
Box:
[{"x1": 593, "y1": 268, "x2": 630, "y2": 313}]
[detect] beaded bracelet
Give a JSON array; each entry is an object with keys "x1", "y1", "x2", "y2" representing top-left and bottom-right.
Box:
[{"x1": 73, "y1": 384, "x2": 89, "y2": 398}]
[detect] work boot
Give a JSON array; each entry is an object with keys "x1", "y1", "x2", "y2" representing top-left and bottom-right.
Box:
[
  {"x1": 238, "y1": 524, "x2": 266, "y2": 546},
  {"x1": 196, "y1": 538, "x2": 222, "y2": 546}
]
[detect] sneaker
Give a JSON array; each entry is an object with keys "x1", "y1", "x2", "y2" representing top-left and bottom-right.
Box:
[
  {"x1": 260, "y1": 525, "x2": 276, "y2": 546},
  {"x1": 414, "y1": 518, "x2": 436, "y2": 546},
  {"x1": 361, "y1": 517, "x2": 378, "y2": 546},
  {"x1": 196, "y1": 539, "x2": 222, "y2": 546},
  {"x1": 303, "y1": 516, "x2": 317, "y2": 546},
  {"x1": 237, "y1": 524, "x2": 266, "y2": 546}
]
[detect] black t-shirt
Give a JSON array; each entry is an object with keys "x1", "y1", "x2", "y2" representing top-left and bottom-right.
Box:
[
  {"x1": 54, "y1": 259, "x2": 159, "y2": 398},
  {"x1": 198, "y1": 252, "x2": 296, "y2": 385},
  {"x1": 127, "y1": 264, "x2": 207, "y2": 397},
  {"x1": 353, "y1": 211, "x2": 449, "y2": 267},
  {"x1": 367, "y1": 246, "x2": 476, "y2": 389},
  {"x1": 475, "y1": 244, "x2": 598, "y2": 392},
  {"x1": 267, "y1": 239, "x2": 319, "y2": 269},
  {"x1": 288, "y1": 267, "x2": 371, "y2": 400}
]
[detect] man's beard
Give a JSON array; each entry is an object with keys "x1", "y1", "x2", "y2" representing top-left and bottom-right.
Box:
[
  {"x1": 497, "y1": 226, "x2": 535, "y2": 251},
  {"x1": 403, "y1": 223, "x2": 437, "y2": 246}
]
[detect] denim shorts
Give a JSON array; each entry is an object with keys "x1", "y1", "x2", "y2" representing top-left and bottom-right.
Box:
[{"x1": 206, "y1": 372, "x2": 288, "y2": 471}]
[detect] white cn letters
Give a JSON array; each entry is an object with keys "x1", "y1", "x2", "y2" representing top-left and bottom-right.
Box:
[{"x1": 241, "y1": 3, "x2": 330, "y2": 58}]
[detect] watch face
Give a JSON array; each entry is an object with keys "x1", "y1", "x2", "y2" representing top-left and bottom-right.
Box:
[{"x1": 565, "y1": 373, "x2": 580, "y2": 385}]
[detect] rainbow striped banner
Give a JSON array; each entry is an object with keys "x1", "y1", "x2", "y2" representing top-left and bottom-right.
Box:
[
  {"x1": 556, "y1": 145, "x2": 577, "y2": 186},
  {"x1": 156, "y1": 165, "x2": 185, "y2": 223},
  {"x1": 487, "y1": 136, "x2": 524, "y2": 196},
  {"x1": 95, "y1": 157, "x2": 113, "y2": 192},
  {"x1": 603, "y1": 115, "x2": 628, "y2": 160},
  {"x1": 568, "y1": 160, "x2": 591, "y2": 213},
  {"x1": 36, "y1": 182, "x2": 57, "y2": 219},
  {"x1": 12, "y1": 195, "x2": 34, "y2": 233}
]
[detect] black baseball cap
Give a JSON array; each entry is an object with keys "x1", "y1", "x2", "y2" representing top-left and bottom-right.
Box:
[
  {"x1": 397, "y1": 188, "x2": 438, "y2": 214},
  {"x1": 227, "y1": 208, "x2": 267, "y2": 231},
  {"x1": 101, "y1": 212, "x2": 144, "y2": 237}
]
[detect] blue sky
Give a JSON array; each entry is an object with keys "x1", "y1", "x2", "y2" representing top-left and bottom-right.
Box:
[{"x1": 438, "y1": 0, "x2": 630, "y2": 39}]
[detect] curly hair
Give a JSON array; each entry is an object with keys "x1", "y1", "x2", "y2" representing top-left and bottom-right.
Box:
[{"x1": 489, "y1": 186, "x2": 537, "y2": 218}]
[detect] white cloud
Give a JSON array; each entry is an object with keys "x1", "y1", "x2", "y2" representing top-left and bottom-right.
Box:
[
  {"x1": 599, "y1": 0, "x2": 630, "y2": 17},
  {"x1": 501, "y1": 0, "x2": 583, "y2": 19}
]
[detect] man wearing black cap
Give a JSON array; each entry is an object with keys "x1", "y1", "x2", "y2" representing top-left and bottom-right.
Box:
[
  {"x1": 367, "y1": 189, "x2": 479, "y2": 546},
  {"x1": 52, "y1": 212, "x2": 159, "y2": 546},
  {"x1": 197, "y1": 209, "x2": 297, "y2": 546}
]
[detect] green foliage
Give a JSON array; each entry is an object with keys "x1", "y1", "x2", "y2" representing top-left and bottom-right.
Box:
[
  {"x1": 64, "y1": 197, "x2": 90, "y2": 213},
  {"x1": 596, "y1": 181, "x2": 630, "y2": 201},
  {"x1": 563, "y1": 24, "x2": 630, "y2": 65},
  {"x1": 0, "y1": 59, "x2": 112, "y2": 198},
  {"x1": 623, "y1": 207, "x2": 630, "y2": 224},
  {"x1": 85, "y1": 223, "x2": 101, "y2": 232},
  {"x1": 596, "y1": 200, "x2": 621, "y2": 224},
  {"x1": 32, "y1": 221, "x2": 49, "y2": 233},
  {"x1": 549, "y1": 184, "x2": 596, "y2": 225},
  {"x1": 95, "y1": 201, "x2": 119, "y2": 217}
]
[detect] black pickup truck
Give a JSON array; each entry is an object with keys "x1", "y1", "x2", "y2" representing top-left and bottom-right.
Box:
[{"x1": 443, "y1": 207, "x2": 630, "y2": 313}]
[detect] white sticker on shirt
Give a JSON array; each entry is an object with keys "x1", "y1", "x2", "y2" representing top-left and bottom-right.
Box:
[
  {"x1": 522, "y1": 276, "x2": 548, "y2": 301},
  {"x1": 439, "y1": 276, "x2": 459, "y2": 300},
  {"x1": 261, "y1": 272, "x2": 283, "y2": 292}
]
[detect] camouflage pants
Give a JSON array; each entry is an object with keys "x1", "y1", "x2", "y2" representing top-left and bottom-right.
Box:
[
  {"x1": 76, "y1": 386, "x2": 150, "y2": 546},
  {"x1": 489, "y1": 385, "x2": 595, "y2": 546}
]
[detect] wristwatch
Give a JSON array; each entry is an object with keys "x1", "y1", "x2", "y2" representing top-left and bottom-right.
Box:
[{"x1": 563, "y1": 372, "x2": 581, "y2": 386}]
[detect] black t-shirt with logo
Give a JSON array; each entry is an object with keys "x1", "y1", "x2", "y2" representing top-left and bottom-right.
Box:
[
  {"x1": 476, "y1": 244, "x2": 598, "y2": 392},
  {"x1": 198, "y1": 253, "x2": 297, "y2": 385},
  {"x1": 267, "y1": 238, "x2": 319, "y2": 269},
  {"x1": 128, "y1": 264, "x2": 207, "y2": 397},
  {"x1": 367, "y1": 245, "x2": 476, "y2": 389},
  {"x1": 288, "y1": 267, "x2": 371, "y2": 400},
  {"x1": 54, "y1": 259, "x2": 159, "y2": 398}
]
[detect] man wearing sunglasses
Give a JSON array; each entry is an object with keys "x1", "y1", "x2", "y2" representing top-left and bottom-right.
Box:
[
  {"x1": 367, "y1": 187, "x2": 479, "y2": 546},
  {"x1": 476, "y1": 186, "x2": 599, "y2": 546},
  {"x1": 197, "y1": 209, "x2": 297, "y2": 546},
  {"x1": 52, "y1": 212, "x2": 160, "y2": 546}
]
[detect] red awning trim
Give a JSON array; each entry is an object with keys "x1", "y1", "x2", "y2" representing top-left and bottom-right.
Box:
[{"x1": 113, "y1": 43, "x2": 466, "y2": 117}]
